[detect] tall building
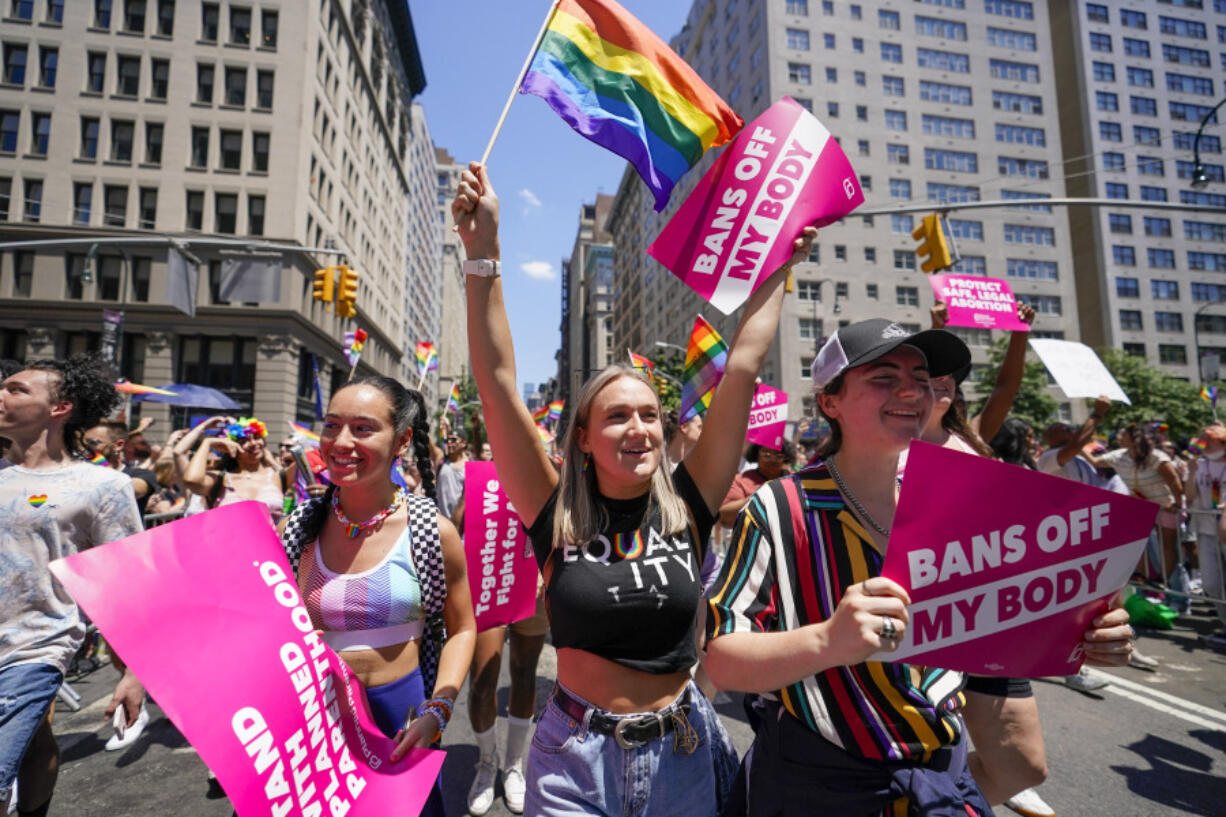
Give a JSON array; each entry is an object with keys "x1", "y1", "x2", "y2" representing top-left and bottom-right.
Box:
[
  {"x1": 434, "y1": 145, "x2": 467, "y2": 402},
  {"x1": 404, "y1": 101, "x2": 442, "y2": 407},
  {"x1": 1051, "y1": 0, "x2": 1226, "y2": 383},
  {"x1": 0, "y1": 0, "x2": 426, "y2": 437},
  {"x1": 609, "y1": 0, "x2": 1082, "y2": 423},
  {"x1": 559, "y1": 194, "x2": 614, "y2": 403}
]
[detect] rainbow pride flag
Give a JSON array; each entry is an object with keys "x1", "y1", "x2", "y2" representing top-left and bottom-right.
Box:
[
  {"x1": 343, "y1": 328, "x2": 368, "y2": 368},
  {"x1": 446, "y1": 383, "x2": 462, "y2": 416},
  {"x1": 415, "y1": 342, "x2": 438, "y2": 377},
  {"x1": 628, "y1": 350, "x2": 654, "y2": 381},
  {"x1": 290, "y1": 421, "x2": 320, "y2": 446},
  {"x1": 548, "y1": 399, "x2": 565, "y2": 421},
  {"x1": 679, "y1": 315, "x2": 729, "y2": 424},
  {"x1": 520, "y1": 0, "x2": 742, "y2": 211},
  {"x1": 532, "y1": 404, "x2": 551, "y2": 424},
  {"x1": 89, "y1": 452, "x2": 109, "y2": 465},
  {"x1": 536, "y1": 423, "x2": 555, "y2": 447},
  {"x1": 1201, "y1": 384, "x2": 1218, "y2": 406}
]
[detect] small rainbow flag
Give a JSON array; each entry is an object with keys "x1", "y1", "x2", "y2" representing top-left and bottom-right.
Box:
[
  {"x1": 532, "y1": 405, "x2": 550, "y2": 424},
  {"x1": 446, "y1": 383, "x2": 461, "y2": 416},
  {"x1": 290, "y1": 421, "x2": 320, "y2": 445},
  {"x1": 536, "y1": 423, "x2": 555, "y2": 446},
  {"x1": 89, "y1": 452, "x2": 109, "y2": 465},
  {"x1": 628, "y1": 350, "x2": 654, "y2": 381},
  {"x1": 519, "y1": 0, "x2": 743, "y2": 211},
  {"x1": 415, "y1": 342, "x2": 438, "y2": 377},
  {"x1": 548, "y1": 399, "x2": 565, "y2": 421},
  {"x1": 679, "y1": 315, "x2": 729, "y2": 423},
  {"x1": 1201, "y1": 385, "x2": 1218, "y2": 406},
  {"x1": 344, "y1": 328, "x2": 368, "y2": 368},
  {"x1": 1189, "y1": 437, "x2": 1209, "y2": 455}
]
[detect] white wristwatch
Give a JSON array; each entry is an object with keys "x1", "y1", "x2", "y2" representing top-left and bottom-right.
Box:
[{"x1": 463, "y1": 259, "x2": 501, "y2": 278}]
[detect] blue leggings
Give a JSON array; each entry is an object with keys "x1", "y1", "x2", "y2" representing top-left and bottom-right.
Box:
[{"x1": 365, "y1": 668, "x2": 446, "y2": 817}]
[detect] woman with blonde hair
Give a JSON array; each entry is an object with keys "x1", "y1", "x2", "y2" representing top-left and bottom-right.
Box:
[{"x1": 454, "y1": 161, "x2": 814, "y2": 816}]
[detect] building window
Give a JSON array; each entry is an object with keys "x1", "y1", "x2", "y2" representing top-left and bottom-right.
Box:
[
  {"x1": 87, "y1": 51, "x2": 106, "y2": 93},
  {"x1": 1159, "y1": 345, "x2": 1187, "y2": 365},
  {"x1": 825, "y1": 67, "x2": 837, "y2": 82},
  {"x1": 229, "y1": 5, "x2": 250, "y2": 44},
  {"x1": 1096, "y1": 91, "x2": 1119, "y2": 111},
  {"x1": 927, "y1": 182, "x2": 979, "y2": 203},
  {"x1": 219, "y1": 128, "x2": 241, "y2": 169},
  {"x1": 1105, "y1": 182, "x2": 1129, "y2": 199},
  {"x1": 124, "y1": 0, "x2": 145, "y2": 32},
  {"x1": 798, "y1": 317, "x2": 822, "y2": 341},
  {"x1": 79, "y1": 116, "x2": 99, "y2": 158},
  {"x1": 111, "y1": 119, "x2": 134, "y2": 162},
  {"x1": 925, "y1": 148, "x2": 978, "y2": 172},
  {"x1": 1154, "y1": 312, "x2": 1184, "y2": 332},
  {"x1": 889, "y1": 178, "x2": 911, "y2": 199},
  {"x1": 1123, "y1": 38, "x2": 1150, "y2": 58},
  {"x1": 1152, "y1": 280, "x2": 1180, "y2": 300},
  {"x1": 1134, "y1": 125, "x2": 1161, "y2": 146},
  {"x1": 1185, "y1": 221, "x2": 1226, "y2": 242},
  {"x1": 255, "y1": 69, "x2": 273, "y2": 108},
  {"x1": 1130, "y1": 96, "x2": 1158, "y2": 116},
  {"x1": 149, "y1": 57, "x2": 169, "y2": 99},
  {"x1": 1163, "y1": 44, "x2": 1211, "y2": 67},
  {"x1": 37, "y1": 46, "x2": 56, "y2": 88},
  {"x1": 1086, "y1": 3, "x2": 1108, "y2": 23},
  {"x1": 115, "y1": 55, "x2": 140, "y2": 96},
  {"x1": 882, "y1": 76, "x2": 904, "y2": 96},
  {"x1": 1139, "y1": 185, "x2": 1167, "y2": 202},
  {"x1": 1136, "y1": 156, "x2": 1164, "y2": 176},
  {"x1": 986, "y1": 0, "x2": 1033, "y2": 19},
  {"x1": 1102, "y1": 152, "x2": 1125, "y2": 171},
  {"x1": 2, "y1": 43, "x2": 27, "y2": 87},
  {"x1": 986, "y1": 27, "x2": 1036, "y2": 50},
  {"x1": 1007, "y1": 259, "x2": 1058, "y2": 280},
  {"x1": 1004, "y1": 224, "x2": 1055, "y2": 245},
  {"x1": 896, "y1": 285, "x2": 919, "y2": 306},
  {"x1": 1144, "y1": 216, "x2": 1172, "y2": 237},
  {"x1": 993, "y1": 91, "x2": 1042, "y2": 114},
  {"x1": 1123, "y1": 342, "x2": 1145, "y2": 355},
  {"x1": 251, "y1": 130, "x2": 268, "y2": 172},
  {"x1": 947, "y1": 219, "x2": 983, "y2": 241},
  {"x1": 1111, "y1": 245, "x2": 1136, "y2": 266},
  {"x1": 866, "y1": 283, "x2": 878, "y2": 299},
  {"x1": 137, "y1": 186, "x2": 156, "y2": 229},
  {"x1": 1116, "y1": 277, "x2": 1139, "y2": 298},
  {"x1": 94, "y1": 0, "x2": 112, "y2": 27},
  {"x1": 1127, "y1": 66, "x2": 1154, "y2": 87},
  {"x1": 0, "y1": 176, "x2": 10, "y2": 219},
  {"x1": 915, "y1": 16, "x2": 966, "y2": 39},
  {"x1": 851, "y1": 37, "x2": 863, "y2": 53},
  {"x1": 893, "y1": 251, "x2": 916, "y2": 271},
  {"x1": 73, "y1": 182, "x2": 92, "y2": 225},
  {"x1": 156, "y1": 0, "x2": 174, "y2": 35},
  {"x1": 1192, "y1": 283, "x2": 1226, "y2": 302},
  {"x1": 190, "y1": 125, "x2": 208, "y2": 167},
  {"x1": 1190, "y1": 252, "x2": 1226, "y2": 272},
  {"x1": 786, "y1": 28, "x2": 809, "y2": 50},
  {"x1": 1107, "y1": 213, "x2": 1132, "y2": 233},
  {"x1": 185, "y1": 189, "x2": 203, "y2": 229},
  {"x1": 855, "y1": 105, "x2": 868, "y2": 122},
  {"x1": 823, "y1": 32, "x2": 835, "y2": 49},
  {"x1": 200, "y1": 2, "x2": 218, "y2": 40},
  {"x1": 1089, "y1": 32, "x2": 1112, "y2": 52},
  {"x1": 884, "y1": 110, "x2": 907, "y2": 130},
  {"x1": 887, "y1": 144, "x2": 910, "y2": 165},
  {"x1": 1167, "y1": 71, "x2": 1216, "y2": 95},
  {"x1": 998, "y1": 156, "x2": 1048, "y2": 178},
  {"x1": 224, "y1": 65, "x2": 245, "y2": 106},
  {"x1": 1098, "y1": 121, "x2": 1122, "y2": 141},
  {"x1": 1120, "y1": 9, "x2": 1146, "y2": 29},
  {"x1": 12, "y1": 250, "x2": 32, "y2": 295},
  {"x1": 260, "y1": 8, "x2": 277, "y2": 47},
  {"x1": 215, "y1": 192, "x2": 237, "y2": 233},
  {"x1": 196, "y1": 62, "x2": 214, "y2": 103},
  {"x1": 144, "y1": 121, "x2": 162, "y2": 164},
  {"x1": 1160, "y1": 16, "x2": 1207, "y2": 39},
  {"x1": 881, "y1": 43, "x2": 902, "y2": 63},
  {"x1": 10, "y1": 0, "x2": 32, "y2": 18},
  {"x1": 247, "y1": 193, "x2": 264, "y2": 235},
  {"x1": 827, "y1": 101, "x2": 838, "y2": 118},
  {"x1": 1017, "y1": 294, "x2": 1062, "y2": 315},
  {"x1": 786, "y1": 0, "x2": 808, "y2": 15},
  {"x1": 920, "y1": 80, "x2": 972, "y2": 105},
  {"x1": 879, "y1": 9, "x2": 900, "y2": 29},
  {"x1": 1092, "y1": 61, "x2": 1115, "y2": 82},
  {"x1": 29, "y1": 112, "x2": 49, "y2": 155},
  {"x1": 990, "y1": 58, "x2": 1039, "y2": 82},
  {"x1": 916, "y1": 47, "x2": 969, "y2": 71},
  {"x1": 788, "y1": 62, "x2": 811, "y2": 84},
  {"x1": 103, "y1": 184, "x2": 126, "y2": 226}
]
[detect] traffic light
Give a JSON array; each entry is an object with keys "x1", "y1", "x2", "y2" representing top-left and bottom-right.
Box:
[
  {"x1": 335, "y1": 266, "x2": 359, "y2": 318},
  {"x1": 312, "y1": 266, "x2": 336, "y2": 304},
  {"x1": 912, "y1": 213, "x2": 955, "y2": 273}
]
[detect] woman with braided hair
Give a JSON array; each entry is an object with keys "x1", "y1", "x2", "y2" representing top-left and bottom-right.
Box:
[{"x1": 277, "y1": 376, "x2": 475, "y2": 817}]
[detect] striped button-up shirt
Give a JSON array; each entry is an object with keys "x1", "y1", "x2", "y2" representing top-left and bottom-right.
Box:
[{"x1": 707, "y1": 460, "x2": 965, "y2": 763}]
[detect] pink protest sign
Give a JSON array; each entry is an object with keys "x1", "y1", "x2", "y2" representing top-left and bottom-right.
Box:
[
  {"x1": 648, "y1": 97, "x2": 864, "y2": 315},
  {"x1": 745, "y1": 384, "x2": 788, "y2": 451},
  {"x1": 929, "y1": 274, "x2": 1029, "y2": 332},
  {"x1": 463, "y1": 461, "x2": 538, "y2": 632},
  {"x1": 876, "y1": 442, "x2": 1156, "y2": 676},
  {"x1": 48, "y1": 502, "x2": 444, "y2": 817}
]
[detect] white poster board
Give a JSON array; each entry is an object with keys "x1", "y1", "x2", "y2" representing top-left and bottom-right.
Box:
[{"x1": 1028, "y1": 339, "x2": 1131, "y2": 404}]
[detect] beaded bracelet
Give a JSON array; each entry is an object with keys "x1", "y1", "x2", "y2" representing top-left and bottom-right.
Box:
[{"x1": 418, "y1": 696, "x2": 454, "y2": 743}]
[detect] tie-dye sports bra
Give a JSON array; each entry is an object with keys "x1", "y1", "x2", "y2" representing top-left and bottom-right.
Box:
[{"x1": 298, "y1": 528, "x2": 424, "y2": 653}]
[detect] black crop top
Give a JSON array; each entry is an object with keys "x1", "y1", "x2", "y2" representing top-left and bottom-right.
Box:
[{"x1": 526, "y1": 464, "x2": 716, "y2": 674}]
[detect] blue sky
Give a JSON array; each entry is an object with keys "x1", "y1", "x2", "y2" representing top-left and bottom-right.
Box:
[{"x1": 413, "y1": 0, "x2": 692, "y2": 392}]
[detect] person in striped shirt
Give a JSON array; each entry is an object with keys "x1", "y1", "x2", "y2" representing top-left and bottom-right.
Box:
[{"x1": 705, "y1": 320, "x2": 1135, "y2": 817}]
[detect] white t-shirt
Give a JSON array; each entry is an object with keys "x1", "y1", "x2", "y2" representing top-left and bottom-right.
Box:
[
  {"x1": 1189, "y1": 455, "x2": 1226, "y2": 535},
  {"x1": 0, "y1": 460, "x2": 142, "y2": 673},
  {"x1": 1100, "y1": 448, "x2": 1175, "y2": 505},
  {"x1": 1037, "y1": 448, "x2": 1102, "y2": 487}
]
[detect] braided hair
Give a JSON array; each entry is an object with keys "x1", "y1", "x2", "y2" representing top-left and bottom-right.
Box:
[
  {"x1": 24, "y1": 352, "x2": 121, "y2": 456},
  {"x1": 340, "y1": 375, "x2": 436, "y2": 500}
]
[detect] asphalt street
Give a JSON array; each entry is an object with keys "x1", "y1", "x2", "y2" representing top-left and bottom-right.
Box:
[{"x1": 39, "y1": 598, "x2": 1226, "y2": 817}]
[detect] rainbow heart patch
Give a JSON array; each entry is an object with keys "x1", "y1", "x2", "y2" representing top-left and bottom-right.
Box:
[{"x1": 28, "y1": 494, "x2": 48, "y2": 507}]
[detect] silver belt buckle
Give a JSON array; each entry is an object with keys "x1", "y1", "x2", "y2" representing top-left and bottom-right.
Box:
[{"x1": 613, "y1": 713, "x2": 662, "y2": 749}]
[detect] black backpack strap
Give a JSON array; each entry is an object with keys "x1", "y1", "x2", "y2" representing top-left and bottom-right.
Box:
[
  {"x1": 280, "y1": 485, "x2": 334, "y2": 578},
  {"x1": 405, "y1": 493, "x2": 446, "y2": 697}
]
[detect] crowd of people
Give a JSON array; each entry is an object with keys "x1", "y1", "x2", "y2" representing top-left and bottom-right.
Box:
[{"x1": 0, "y1": 160, "x2": 1221, "y2": 817}]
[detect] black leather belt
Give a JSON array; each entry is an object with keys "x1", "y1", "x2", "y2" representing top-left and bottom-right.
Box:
[{"x1": 552, "y1": 685, "x2": 693, "y2": 749}]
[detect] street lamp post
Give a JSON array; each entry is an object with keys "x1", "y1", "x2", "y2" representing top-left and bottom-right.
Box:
[
  {"x1": 1190, "y1": 96, "x2": 1226, "y2": 190},
  {"x1": 1194, "y1": 299, "x2": 1226, "y2": 387}
]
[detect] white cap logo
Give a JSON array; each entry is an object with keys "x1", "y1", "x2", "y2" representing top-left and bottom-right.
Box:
[{"x1": 881, "y1": 323, "x2": 910, "y2": 340}]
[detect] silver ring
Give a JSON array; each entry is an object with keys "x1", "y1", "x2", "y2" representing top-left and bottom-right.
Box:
[{"x1": 880, "y1": 615, "x2": 896, "y2": 641}]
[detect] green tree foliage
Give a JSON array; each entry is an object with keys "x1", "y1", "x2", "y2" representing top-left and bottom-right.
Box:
[
  {"x1": 1097, "y1": 348, "x2": 1213, "y2": 441},
  {"x1": 650, "y1": 349, "x2": 686, "y2": 413},
  {"x1": 969, "y1": 336, "x2": 1058, "y2": 430}
]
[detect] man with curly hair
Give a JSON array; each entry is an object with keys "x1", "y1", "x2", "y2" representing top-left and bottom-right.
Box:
[{"x1": 0, "y1": 354, "x2": 143, "y2": 817}]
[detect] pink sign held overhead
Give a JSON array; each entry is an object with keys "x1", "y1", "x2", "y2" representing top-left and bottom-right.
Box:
[
  {"x1": 745, "y1": 384, "x2": 788, "y2": 451},
  {"x1": 876, "y1": 442, "x2": 1156, "y2": 677},
  {"x1": 463, "y1": 461, "x2": 538, "y2": 632},
  {"x1": 648, "y1": 97, "x2": 864, "y2": 315},
  {"x1": 48, "y1": 502, "x2": 444, "y2": 817},
  {"x1": 929, "y1": 274, "x2": 1030, "y2": 332}
]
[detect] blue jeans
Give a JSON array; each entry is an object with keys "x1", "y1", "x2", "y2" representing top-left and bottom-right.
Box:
[
  {"x1": 525, "y1": 680, "x2": 738, "y2": 817},
  {"x1": 0, "y1": 663, "x2": 63, "y2": 800}
]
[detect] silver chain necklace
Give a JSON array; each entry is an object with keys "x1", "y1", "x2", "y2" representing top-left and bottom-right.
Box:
[{"x1": 826, "y1": 455, "x2": 891, "y2": 537}]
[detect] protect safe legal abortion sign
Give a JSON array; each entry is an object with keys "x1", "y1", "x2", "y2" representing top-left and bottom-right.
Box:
[
  {"x1": 648, "y1": 97, "x2": 864, "y2": 315},
  {"x1": 49, "y1": 502, "x2": 444, "y2": 817},
  {"x1": 463, "y1": 461, "x2": 539, "y2": 632},
  {"x1": 929, "y1": 274, "x2": 1030, "y2": 332},
  {"x1": 745, "y1": 383, "x2": 788, "y2": 450},
  {"x1": 874, "y1": 443, "x2": 1157, "y2": 677}
]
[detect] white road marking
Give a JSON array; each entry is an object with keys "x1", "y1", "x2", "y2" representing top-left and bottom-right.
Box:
[
  {"x1": 1086, "y1": 668, "x2": 1226, "y2": 727},
  {"x1": 1096, "y1": 684, "x2": 1226, "y2": 733}
]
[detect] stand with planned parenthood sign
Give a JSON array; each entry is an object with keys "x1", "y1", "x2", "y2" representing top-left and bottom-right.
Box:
[
  {"x1": 745, "y1": 383, "x2": 788, "y2": 450},
  {"x1": 49, "y1": 502, "x2": 444, "y2": 817},
  {"x1": 874, "y1": 443, "x2": 1157, "y2": 677},
  {"x1": 463, "y1": 461, "x2": 539, "y2": 632},
  {"x1": 648, "y1": 97, "x2": 864, "y2": 315},
  {"x1": 928, "y1": 274, "x2": 1029, "y2": 332}
]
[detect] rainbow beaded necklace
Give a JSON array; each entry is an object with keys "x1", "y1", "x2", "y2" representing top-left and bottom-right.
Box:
[{"x1": 331, "y1": 488, "x2": 406, "y2": 538}]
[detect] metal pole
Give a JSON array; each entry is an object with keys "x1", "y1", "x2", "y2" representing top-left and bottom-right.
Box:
[{"x1": 1191, "y1": 96, "x2": 1226, "y2": 189}]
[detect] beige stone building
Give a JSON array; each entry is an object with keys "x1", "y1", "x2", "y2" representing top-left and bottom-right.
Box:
[
  {"x1": 559, "y1": 193, "x2": 614, "y2": 403},
  {"x1": 434, "y1": 145, "x2": 467, "y2": 399},
  {"x1": 0, "y1": 0, "x2": 432, "y2": 437}
]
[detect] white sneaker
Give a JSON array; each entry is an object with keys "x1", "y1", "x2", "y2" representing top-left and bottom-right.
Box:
[
  {"x1": 1129, "y1": 648, "x2": 1160, "y2": 670},
  {"x1": 503, "y1": 762, "x2": 526, "y2": 814},
  {"x1": 1064, "y1": 669, "x2": 1109, "y2": 692},
  {"x1": 467, "y1": 751, "x2": 498, "y2": 816},
  {"x1": 105, "y1": 703, "x2": 149, "y2": 751},
  {"x1": 1005, "y1": 786, "x2": 1058, "y2": 817}
]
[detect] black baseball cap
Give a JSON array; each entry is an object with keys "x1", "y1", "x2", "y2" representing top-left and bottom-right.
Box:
[{"x1": 810, "y1": 319, "x2": 970, "y2": 390}]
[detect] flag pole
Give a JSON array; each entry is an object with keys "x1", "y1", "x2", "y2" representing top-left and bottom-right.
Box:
[
  {"x1": 416, "y1": 369, "x2": 427, "y2": 392},
  {"x1": 480, "y1": 0, "x2": 562, "y2": 166}
]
